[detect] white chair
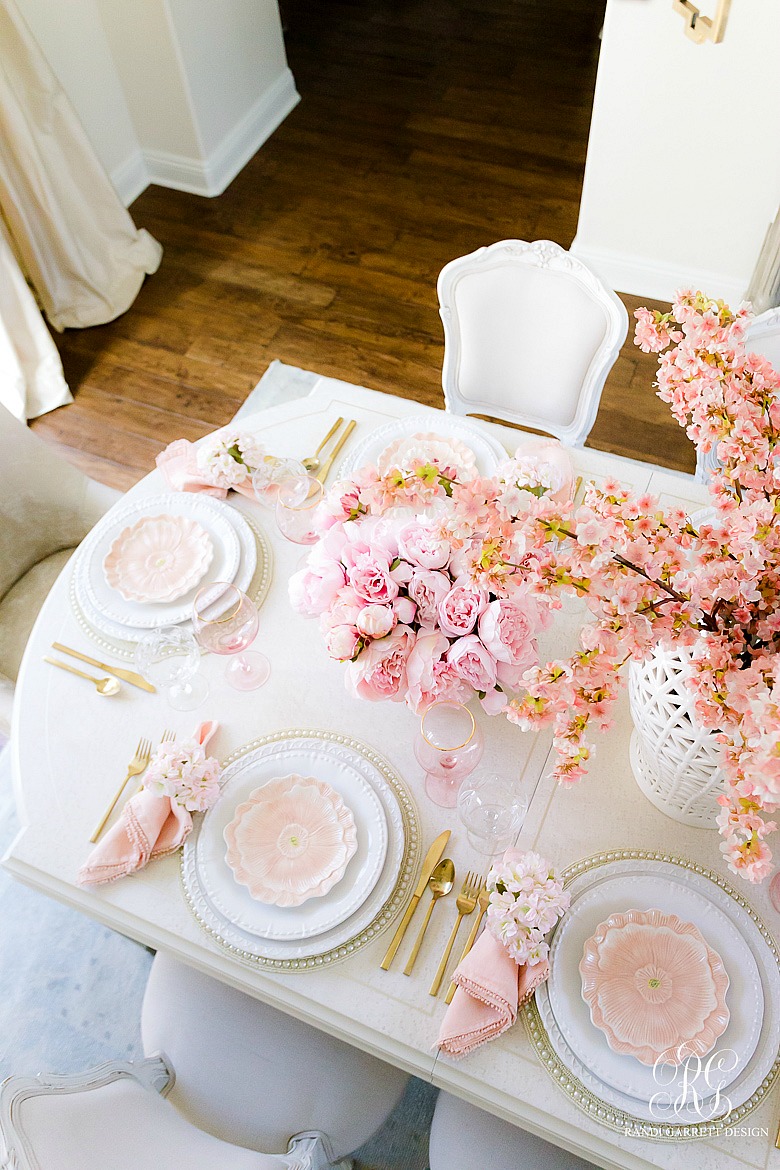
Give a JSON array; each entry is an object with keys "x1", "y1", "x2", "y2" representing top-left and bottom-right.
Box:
[
  {"x1": 0, "y1": 405, "x2": 119, "y2": 737},
  {"x1": 695, "y1": 305, "x2": 780, "y2": 481},
  {"x1": 0, "y1": 1055, "x2": 333, "y2": 1170},
  {"x1": 141, "y1": 951, "x2": 409, "y2": 1164},
  {"x1": 437, "y1": 239, "x2": 628, "y2": 448},
  {"x1": 428, "y1": 1091, "x2": 598, "y2": 1170}
]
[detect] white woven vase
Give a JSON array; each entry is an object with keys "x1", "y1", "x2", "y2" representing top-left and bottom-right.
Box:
[{"x1": 628, "y1": 643, "x2": 724, "y2": 828}]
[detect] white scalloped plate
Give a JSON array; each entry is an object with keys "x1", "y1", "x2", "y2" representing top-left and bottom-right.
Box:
[
  {"x1": 182, "y1": 731, "x2": 419, "y2": 967},
  {"x1": 526, "y1": 854, "x2": 780, "y2": 1140},
  {"x1": 336, "y1": 414, "x2": 507, "y2": 481},
  {"x1": 74, "y1": 497, "x2": 256, "y2": 642},
  {"x1": 201, "y1": 745, "x2": 388, "y2": 939},
  {"x1": 549, "y1": 877, "x2": 761, "y2": 1104}
]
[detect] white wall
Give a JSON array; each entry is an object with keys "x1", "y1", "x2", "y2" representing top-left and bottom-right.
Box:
[
  {"x1": 14, "y1": 0, "x2": 147, "y2": 204},
  {"x1": 15, "y1": 0, "x2": 299, "y2": 204},
  {"x1": 572, "y1": 0, "x2": 780, "y2": 305}
]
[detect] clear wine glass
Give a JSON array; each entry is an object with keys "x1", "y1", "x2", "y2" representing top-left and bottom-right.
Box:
[
  {"x1": 457, "y1": 772, "x2": 528, "y2": 856},
  {"x1": 251, "y1": 457, "x2": 307, "y2": 509},
  {"x1": 413, "y1": 700, "x2": 484, "y2": 808},
  {"x1": 275, "y1": 474, "x2": 324, "y2": 545},
  {"x1": 134, "y1": 625, "x2": 209, "y2": 711},
  {"x1": 192, "y1": 581, "x2": 270, "y2": 690}
]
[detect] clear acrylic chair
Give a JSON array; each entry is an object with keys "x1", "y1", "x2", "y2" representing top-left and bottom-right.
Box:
[
  {"x1": 437, "y1": 239, "x2": 628, "y2": 448},
  {"x1": 428, "y1": 1090, "x2": 598, "y2": 1170}
]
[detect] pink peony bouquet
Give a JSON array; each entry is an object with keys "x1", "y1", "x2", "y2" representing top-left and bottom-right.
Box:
[
  {"x1": 486, "y1": 850, "x2": 570, "y2": 966},
  {"x1": 288, "y1": 442, "x2": 571, "y2": 715}
]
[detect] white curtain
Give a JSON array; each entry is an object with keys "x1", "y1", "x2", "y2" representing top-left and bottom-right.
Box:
[
  {"x1": 0, "y1": 216, "x2": 71, "y2": 420},
  {"x1": 0, "y1": 0, "x2": 162, "y2": 337}
]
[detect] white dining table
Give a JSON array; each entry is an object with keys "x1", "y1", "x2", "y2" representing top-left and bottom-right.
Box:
[{"x1": 5, "y1": 373, "x2": 780, "y2": 1170}]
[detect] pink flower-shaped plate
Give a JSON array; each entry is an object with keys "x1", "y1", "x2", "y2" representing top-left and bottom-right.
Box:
[
  {"x1": 377, "y1": 432, "x2": 478, "y2": 481},
  {"x1": 580, "y1": 908, "x2": 729, "y2": 1066},
  {"x1": 103, "y1": 514, "x2": 213, "y2": 603},
  {"x1": 224, "y1": 775, "x2": 358, "y2": 907}
]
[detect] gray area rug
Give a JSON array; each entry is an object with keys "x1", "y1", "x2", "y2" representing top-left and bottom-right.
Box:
[{"x1": 0, "y1": 360, "x2": 437, "y2": 1167}]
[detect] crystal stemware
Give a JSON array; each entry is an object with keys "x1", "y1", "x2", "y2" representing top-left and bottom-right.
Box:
[
  {"x1": 275, "y1": 474, "x2": 325, "y2": 545},
  {"x1": 457, "y1": 771, "x2": 528, "y2": 855},
  {"x1": 413, "y1": 700, "x2": 484, "y2": 808},
  {"x1": 192, "y1": 581, "x2": 270, "y2": 691},
  {"x1": 251, "y1": 456, "x2": 307, "y2": 509},
  {"x1": 134, "y1": 625, "x2": 209, "y2": 711}
]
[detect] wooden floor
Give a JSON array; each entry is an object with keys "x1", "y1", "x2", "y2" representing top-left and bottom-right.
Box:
[{"x1": 33, "y1": 0, "x2": 695, "y2": 490}]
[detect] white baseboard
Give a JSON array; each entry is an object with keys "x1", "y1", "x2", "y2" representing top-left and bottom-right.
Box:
[
  {"x1": 143, "y1": 68, "x2": 300, "y2": 198},
  {"x1": 570, "y1": 238, "x2": 747, "y2": 306},
  {"x1": 111, "y1": 150, "x2": 150, "y2": 207}
]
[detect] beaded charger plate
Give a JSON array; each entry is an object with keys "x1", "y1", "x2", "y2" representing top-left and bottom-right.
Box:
[
  {"x1": 181, "y1": 729, "x2": 420, "y2": 972},
  {"x1": 68, "y1": 501, "x2": 273, "y2": 661},
  {"x1": 523, "y1": 850, "x2": 780, "y2": 1142}
]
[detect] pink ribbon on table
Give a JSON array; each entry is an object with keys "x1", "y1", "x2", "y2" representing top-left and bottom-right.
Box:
[
  {"x1": 78, "y1": 721, "x2": 218, "y2": 887},
  {"x1": 436, "y1": 928, "x2": 549, "y2": 1059},
  {"x1": 156, "y1": 439, "x2": 255, "y2": 500}
]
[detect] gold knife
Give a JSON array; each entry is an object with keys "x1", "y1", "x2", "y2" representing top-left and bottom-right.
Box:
[
  {"x1": 380, "y1": 829, "x2": 451, "y2": 970},
  {"x1": 51, "y1": 642, "x2": 156, "y2": 693},
  {"x1": 315, "y1": 419, "x2": 357, "y2": 483}
]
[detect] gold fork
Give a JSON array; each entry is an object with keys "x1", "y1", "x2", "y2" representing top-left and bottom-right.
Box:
[
  {"x1": 444, "y1": 881, "x2": 490, "y2": 1004},
  {"x1": 429, "y1": 870, "x2": 481, "y2": 997},
  {"x1": 131, "y1": 729, "x2": 175, "y2": 797},
  {"x1": 89, "y1": 737, "x2": 152, "y2": 843}
]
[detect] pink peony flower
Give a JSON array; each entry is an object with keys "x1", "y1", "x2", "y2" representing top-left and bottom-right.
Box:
[
  {"x1": 393, "y1": 595, "x2": 417, "y2": 624},
  {"x1": 346, "y1": 626, "x2": 416, "y2": 702},
  {"x1": 447, "y1": 634, "x2": 497, "y2": 692},
  {"x1": 397, "y1": 521, "x2": 451, "y2": 569},
  {"x1": 408, "y1": 568, "x2": 451, "y2": 628},
  {"x1": 325, "y1": 624, "x2": 362, "y2": 661},
  {"x1": 478, "y1": 597, "x2": 539, "y2": 672},
  {"x1": 356, "y1": 603, "x2": 395, "y2": 639},
  {"x1": 288, "y1": 561, "x2": 346, "y2": 615},
  {"x1": 346, "y1": 553, "x2": 399, "y2": 605},
  {"x1": 438, "y1": 583, "x2": 489, "y2": 637},
  {"x1": 406, "y1": 631, "x2": 468, "y2": 714}
]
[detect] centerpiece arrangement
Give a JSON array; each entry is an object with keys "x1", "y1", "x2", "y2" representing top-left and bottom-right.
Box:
[{"x1": 290, "y1": 291, "x2": 780, "y2": 883}]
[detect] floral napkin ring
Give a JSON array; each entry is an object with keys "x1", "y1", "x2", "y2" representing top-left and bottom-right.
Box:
[
  {"x1": 486, "y1": 850, "x2": 570, "y2": 967},
  {"x1": 143, "y1": 733, "x2": 221, "y2": 812}
]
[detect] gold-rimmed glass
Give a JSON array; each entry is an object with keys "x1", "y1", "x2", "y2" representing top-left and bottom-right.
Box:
[
  {"x1": 192, "y1": 581, "x2": 270, "y2": 690},
  {"x1": 275, "y1": 474, "x2": 324, "y2": 545},
  {"x1": 413, "y1": 700, "x2": 484, "y2": 807}
]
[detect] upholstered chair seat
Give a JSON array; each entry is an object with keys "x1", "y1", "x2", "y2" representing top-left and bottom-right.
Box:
[
  {"x1": 0, "y1": 404, "x2": 119, "y2": 736},
  {"x1": 141, "y1": 952, "x2": 409, "y2": 1162},
  {"x1": 429, "y1": 1091, "x2": 597, "y2": 1170},
  {"x1": 0, "y1": 1056, "x2": 333, "y2": 1170}
]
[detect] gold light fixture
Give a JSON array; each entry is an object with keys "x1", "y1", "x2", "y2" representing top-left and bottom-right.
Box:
[{"x1": 672, "y1": 0, "x2": 731, "y2": 43}]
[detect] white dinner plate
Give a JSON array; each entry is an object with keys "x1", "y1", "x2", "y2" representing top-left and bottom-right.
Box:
[
  {"x1": 548, "y1": 874, "x2": 762, "y2": 1104},
  {"x1": 73, "y1": 495, "x2": 257, "y2": 643},
  {"x1": 182, "y1": 732, "x2": 410, "y2": 964},
  {"x1": 336, "y1": 414, "x2": 507, "y2": 481},
  {"x1": 197, "y1": 740, "x2": 389, "y2": 941},
  {"x1": 533, "y1": 856, "x2": 780, "y2": 1132},
  {"x1": 77, "y1": 494, "x2": 247, "y2": 629}
]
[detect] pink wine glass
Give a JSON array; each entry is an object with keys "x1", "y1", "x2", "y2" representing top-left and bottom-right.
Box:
[
  {"x1": 192, "y1": 582, "x2": 270, "y2": 691},
  {"x1": 413, "y1": 700, "x2": 484, "y2": 808},
  {"x1": 275, "y1": 474, "x2": 325, "y2": 545}
]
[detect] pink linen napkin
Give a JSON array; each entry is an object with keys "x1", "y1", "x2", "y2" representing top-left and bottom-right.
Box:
[
  {"x1": 78, "y1": 722, "x2": 218, "y2": 887},
  {"x1": 436, "y1": 929, "x2": 549, "y2": 1059}
]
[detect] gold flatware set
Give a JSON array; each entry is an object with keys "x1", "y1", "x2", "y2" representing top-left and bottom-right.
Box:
[
  {"x1": 44, "y1": 642, "x2": 155, "y2": 697},
  {"x1": 380, "y1": 831, "x2": 488, "y2": 996},
  {"x1": 301, "y1": 416, "x2": 358, "y2": 484}
]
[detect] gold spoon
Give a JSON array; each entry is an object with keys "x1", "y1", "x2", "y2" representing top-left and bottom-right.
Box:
[
  {"x1": 301, "y1": 417, "x2": 344, "y2": 473},
  {"x1": 403, "y1": 858, "x2": 455, "y2": 976},
  {"x1": 44, "y1": 656, "x2": 121, "y2": 696}
]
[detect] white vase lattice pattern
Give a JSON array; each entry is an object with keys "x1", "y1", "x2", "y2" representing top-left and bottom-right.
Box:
[{"x1": 628, "y1": 644, "x2": 724, "y2": 828}]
